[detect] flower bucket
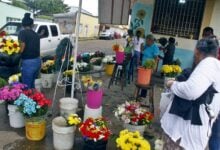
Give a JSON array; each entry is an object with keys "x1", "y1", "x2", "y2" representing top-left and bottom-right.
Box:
[
  {"x1": 137, "y1": 67, "x2": 152, "y2": 85},
  {"x1": 83, "y1": 139, "x2": 108, "y2": 150},
  {"x1": 123, "y1": 123, "x2": 146, "y2": 136},
  {"x1": 93, "y1": 65, "x2": 103, "y2": 78},
  {"x1": 41, "y1": 73, "x2": 54, "y2": 88},
  {"x1": 52, "y1": 116, "x2": 76, "y2": 150},
  {"x1": 105, "y1": 64, "x2": 114, "y2": 76},
  {"x1": 8, "y1": 104, "x2": 25, "y2": 128},
  {"x1": 35, "y1": 78, "x2": 42, "y2": 91},
  {"x1": 116, "y1": 51, "x2": 125, "y2": 64},
  {"x1": 83, "y1": 105, "x2": 102, "y2": 121},
  {"x1": 86, "y1": 89, "x2": 103, "y2": 109},
  {"x1": 25, "y1": 116, "x2": 46, "y2": 141},
  {"x1": 59, "y1": 97, "x2": 79, "y2": 117}
]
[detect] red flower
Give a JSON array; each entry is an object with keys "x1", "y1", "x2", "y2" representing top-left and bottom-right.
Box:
[{"x1": 0, "y1": 31, "x2": 6, "y2": 37}]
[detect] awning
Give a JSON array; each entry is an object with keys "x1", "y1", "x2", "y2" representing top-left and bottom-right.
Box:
[{"x1": 98, "y1": 0, "x2": 136, "y2": 25}]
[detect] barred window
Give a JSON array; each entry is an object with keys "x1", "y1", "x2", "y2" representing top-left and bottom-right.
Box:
[{"x1": 151, "y1": 0, "x2": 206, "y2": 40}]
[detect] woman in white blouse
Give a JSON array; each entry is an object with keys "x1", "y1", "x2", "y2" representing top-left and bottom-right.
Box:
[{"x1": 161, "y1": 38, "x2": 220, "y2": 150}]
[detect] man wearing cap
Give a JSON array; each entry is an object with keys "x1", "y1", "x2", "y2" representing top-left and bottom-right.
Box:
[{"x1": 18, "y1": 13, "x2": 41, "y2": 89}]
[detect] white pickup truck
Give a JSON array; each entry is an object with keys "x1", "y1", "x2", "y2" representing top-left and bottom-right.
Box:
[{"x1": 0, "y1": 21, "x2": 71, "y2": 56}]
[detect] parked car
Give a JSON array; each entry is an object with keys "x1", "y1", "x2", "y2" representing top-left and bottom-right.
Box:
[
  {"x1": 0, "y1": 21, "x2": 71, "y2": 56},
  {"x1": 99, "y1": 30, "x2": 114, "y2": 40}
]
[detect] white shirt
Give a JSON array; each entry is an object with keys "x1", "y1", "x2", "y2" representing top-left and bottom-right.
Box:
[
  {"x1": 133, "y1": 37, "x2": 144, "y2": 52},
  {"x1": 161, "y1": 57, "x2": 220, "y2": 150}
]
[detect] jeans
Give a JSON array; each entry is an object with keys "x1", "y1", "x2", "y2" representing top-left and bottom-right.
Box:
[
  {"x1": 133, "y1": 50, "x2": 141, "y2": 68},
  {"x1": 209, "y1": 115, "x2": 220, "y2": 150},
  {"x1": 21, "y1": 58, "x2": 41, "y2": 89}
]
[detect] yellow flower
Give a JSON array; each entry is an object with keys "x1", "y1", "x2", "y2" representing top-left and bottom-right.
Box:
[{"x1": 67, "y1": 114, "x2": 81, "y2": 126}]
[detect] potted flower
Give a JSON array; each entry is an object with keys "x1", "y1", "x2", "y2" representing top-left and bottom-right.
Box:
[
  {"x1": 0, "y1": 82, "x2": 27, "y2": 128},
  {"x1": 14, "y1": 89, "x2": 51, "y2": 141},
  {"x1": 41, "y1": 60, "x2": 55, "y2": 88},
  {"x1": 79, "y1": 117, "x2": 111, "y2": 150},
  {"x1": 112, "y1": 44, "x2": 125, "y2": 64},
  {"x1": 90, "y1": 57, "x2": 103, "y2": 71},
  {"x1": 52, "y1": 114, "x2": 81, "y2": 150},
  {"x1": 77, "y1": 62, "x2": 92, "y2": 72},
  {"x1": 137, "y1": 59, "x2": 156, "y2": 85},
  {"x1": 114, "y1": 101, "x2": 154, "y2": 135},
  {"x1": 116, "y1": 130, "x2": 151, "y2": 150},
  {"x1": 63, "y1": 70, "x2": 75, "y2": 94},
  {"x1": 102, "y1": 56, "x2": 115, "y2": 76},
  {"x1": 81, "y1": 76, "x2": 103, "y2": 109},
  {"x1": 8, "y1": 73, "x2": 21, "y2": 84},
  {"x1": 90, "y1": 51, "x2": 105, "y2": 58}
]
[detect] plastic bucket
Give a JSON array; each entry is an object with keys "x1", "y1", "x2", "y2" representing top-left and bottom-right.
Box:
[
  {"x1": 105, "y1": 64, "x2": 114, "y2": 76},
  {"x1": 116, "y1": 51, "x2": 125, "y2": 64},
  {"x1": 59, "y1": 98, "x2": 78, "y2": 117},
  {"x1": 8, "y1": 104, "x2": 25, "y2": 128},
  {"x1": 92, "y1": 65, "x2": 103, "y2": 78},
  {"x1": 86, "y1": 89, "x2": 103, "y2": 109},
  {"x1": 25, "y1": 116, "x2": 46, "y2": 141},
  {"x1": 137, "y1": 67, "x2": 152, "y2": 85},
  {"x1": 83, "y1": 105, "x2": 102, "y2": 121},
  {"x1": 35, "y1": 78, "x2": 42, "y2": 91},
  {"x1": 41, "y1": 73, "x2": 54, "y2": 88},
  {"x1": 52, "y1": 116, "x2": 76, "y2": 150},
  {"x1": 123, "y1": 123, "x2": 146, "y2": 136}
]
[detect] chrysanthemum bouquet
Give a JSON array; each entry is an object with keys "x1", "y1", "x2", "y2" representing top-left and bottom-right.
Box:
[
  {"x1": 102, "y1": 55, "x2": 115, "y2": 65},
  {"x1": 41, "y1": 60, "x2": 55, "y2": 74},
  {"x1": 0, "y1": 82, "x2": 26, "y2": 103},
  {"x1": 116, "y1": 130, "x2": 151, "y2": 150},
  {"x1": 115, "y1": 101, "x2": 154, "y2": 125},
  {"x1": 112, "y1": 44, "x2": 124, "y2": 52},
  {"x1": 77, "y1": 62, "x2": 91, "y2": 72},
  {"x1": 161, "y1": 65, "x2": 182, "y2": 77},
  {"x1": 0, "y1": 37, "x2": 20, "y2": 55},
  {"x1": 79, "y1": 117, "x2": 111, "y2": 142},
  {"x1": 81, "y1": 75, "x2": 102, "y2": 91},
  {"x1": 14, "y1": 89, "x2": 51, "y2": 117},
  {"x1": 65, "y1": 114, "x2": 81, "y2": 126}
]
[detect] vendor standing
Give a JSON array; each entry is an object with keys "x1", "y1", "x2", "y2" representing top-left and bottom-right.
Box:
[{"x1": 18, "y1": 13, "x2": 41, "y2": 89}]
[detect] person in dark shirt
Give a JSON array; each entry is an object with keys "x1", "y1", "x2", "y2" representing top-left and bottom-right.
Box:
[
  {"x1": 163, "y1": 37, "x2": 175, "y2": 65},
  {"x1": 18, "y1": 13, "x2": 41, "y2": 89}
]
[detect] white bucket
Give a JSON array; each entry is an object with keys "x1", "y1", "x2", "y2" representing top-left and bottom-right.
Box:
[
  {"x1": 92, "y1": 65, "x2": 103, "y2": 78},
  {"x1": 35, "y1": 78, "x2": 42, "y2": 91},
  {"x1": 123, "y1": 123, "x2": 146, "y2": 135},
  {"x1": 59, "y1": 98, "x2": 79, "y2": 117},
  {"x1": 53, "y1": 72, "x2": 61, "y2": 83},
  {"x1": 83, "y1": 105, "x2": 102, "y2": 121},
  {"x1": 8, "y1": 104, "x2": 25, "y2": 128},
  {"x1": 41, "y1": 73, "x2": 54, "y2": 88},
  {"x1": 52, "y1": 116, "x2": 76, "y2": 150}
]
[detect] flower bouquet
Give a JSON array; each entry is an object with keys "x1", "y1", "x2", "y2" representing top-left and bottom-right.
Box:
[
  {"x1": 90, "y1": 57, "x2": 103, "y2": 66},
  {"x1": 8, "y1": 73, "x2": 21, "y2": 84},
  {"x1": 79, "y1": 117, "x2": 111, "y2": 150},
  {"x1": 0, "y1": 37, "x2": 20, "y2": 55},
  {"x1": 52, "y1": 114, "x2": 81, "y2": 149},
  {"x1": 41, "y1": 60, "x2": 55, "y2": 88},
  {"x1": 116, "y1": 130, "x2": 151, "y2": 150},
  {"x1": 41, "y1": 60, "x2": 55, "y2": 74},
  {"x1": 115, "y1": 101, "x2": 154, "y2": 135},
  {"x1": 91, "y1": 51, "x2": 105, "y2": 58},
  {"x1": 81, "y1": 76, "x2": 102, "y2": 91},
  {"x1": 77, "y1": 62, "x2": 92, "y2": 72},
  {"x1": 14, "y1": 89, "x2": 51, "y2": 141},
  {"x1": 161, "y1": 65, "x2": 182, "y2": 78}
]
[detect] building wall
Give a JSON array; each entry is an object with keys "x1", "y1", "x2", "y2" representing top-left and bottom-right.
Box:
[
  {"x1": 210, "y1": 0, "x2": 220, "y2": 37},
  {"x1": 79, "y1": 13, "x2": 99, "y2": 38},
  {"x1": 0, "y1": 2, "x2": 31, "y2": 27}
]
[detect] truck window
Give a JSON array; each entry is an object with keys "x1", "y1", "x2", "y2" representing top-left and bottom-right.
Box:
[
  {"x1": 50, "y1": 25, "x2": 58, "y2": 37},
  {"x1": 37, "y1": 26, "x2": 49, "y2": 38}
]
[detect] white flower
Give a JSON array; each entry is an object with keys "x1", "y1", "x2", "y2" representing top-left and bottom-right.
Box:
[
  {"x1": 118, "y1": 107, "x2": 125, "y2": 115},
  {"x1": 154, "y1": 139, "x2": 164, "y2": 150},
  {"x1": 124, "y1": 118, "x2": 130, "y2": 124}
]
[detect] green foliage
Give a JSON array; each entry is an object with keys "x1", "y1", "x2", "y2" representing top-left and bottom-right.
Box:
[
  {"x1": 172, "y1": 58, "x2": 181, "y2": 66},
  {"x1": 0, "y1": 78, "x2": 7, "y2": 88},
  {"x1": 12, "y1": 0, "x2": 28, "y2": 10},
  {"x1": 143, "y1": 59, "x2": 156, "y2": 69}
]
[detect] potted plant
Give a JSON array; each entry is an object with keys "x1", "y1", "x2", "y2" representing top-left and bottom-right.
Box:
[
  {"x1": 79, "y1": 117, "x2": 111, "y2": 150},
  {"x1": 116, "y1": 130, "x2": 151, "y2": 150},
  {"x1": 137, "y1": 59, "x2": 156, "y2": 85},
  {"x1": 14, "y1": 89, "x2": 51, "y2": 141},
  {"x1": 114, "y1": 101, "x2": 154, "y2": 135},
  {"x1": 81, "y1": 76, "x2": 103, "y2": 109},
  {"x1": 0, "y1": 82, "x2": 27, "y2": 128},
  {"x1": 40, "y1": 60, "x2": 55, "y2": 88},
  {"x1": 52, "y1": 114, "x2": 81, "y2": 150},
  {"x1": 102, "y1": 56, "x2": 115, "y2": 76},
  {"x1": 77, "y1": 62, "x2": 92, "y2": 72},
  {"x1": 90, "y1": 57, "x2": 103, "y2": 71}
]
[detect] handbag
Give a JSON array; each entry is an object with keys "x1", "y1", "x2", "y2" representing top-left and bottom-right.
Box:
[{"x1": 160, "y1": 92, "x2": 173, "y2": 118}]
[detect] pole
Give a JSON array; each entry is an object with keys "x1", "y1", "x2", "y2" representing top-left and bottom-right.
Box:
[{"x1": 71, "y1": 0, "x2": 82, "y2": 98}]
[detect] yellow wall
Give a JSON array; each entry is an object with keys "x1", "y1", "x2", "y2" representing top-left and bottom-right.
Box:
[{"x1": 79, "y1": 13, "x2": 99, "y2": 38}]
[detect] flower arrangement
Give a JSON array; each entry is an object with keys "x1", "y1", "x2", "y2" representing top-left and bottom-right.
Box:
[
  {"x1": 115, "y1": 101, "x2": 154, "y2": 125},
  {"x1": 90, "y1": 57, "x2": 102, "y2": 66},
  {"x1": 143, "y1": 59, "x2": 156, "y2": 69},
  {"x1": 41, "y1": 60, "x2": 55, "y2": 74},
  {"x1": 0, "y1": 31, "x2": 7, "y2": 38},
  {"x1": 91, "y1": 51, "x2": 105, "y2": 58},
  {"x1": 63, "y1": 70, "x2": 75, "y2": 77},
  {"x1": 116, "y1": 130, "x2": 151, "y2": 150},
  {"x1": 77, "y1": 62, "x2": 91, "y2": 72},
  {"x1": 79, "y1": 117, "x2": 111, "y2": 142},
  {"x1": 161, "y1": 65, "x2": 182, "y2": 77},
  {"x1": 102, "y1": 56, "x2": 115, "y2": 64},
  {"x1": 65, "y1": 114, "x2": 81, "y2": 126},
  {"x1": 8, "y1": 73, "x2": 21, "y2": 84},
  {"x1": 112, "y1": 44, "x2": 124, "y2": 52},
  {"x1": 14, "y1": 89, "x2": 51, "y2": 117},
  {"x1": 0, "y1": 37, "x2": 20, "y2": 55},
  {"x1": 0, "y1": 83, "x2": 26, "y2": 103},
  {"x1": 81, "y1": 75, "x2": 102, "y2": 91}
]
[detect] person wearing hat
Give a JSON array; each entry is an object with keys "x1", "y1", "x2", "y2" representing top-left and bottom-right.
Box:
[{"x1": 18, "y1": 13, "x2": 41, "y2": 89}]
